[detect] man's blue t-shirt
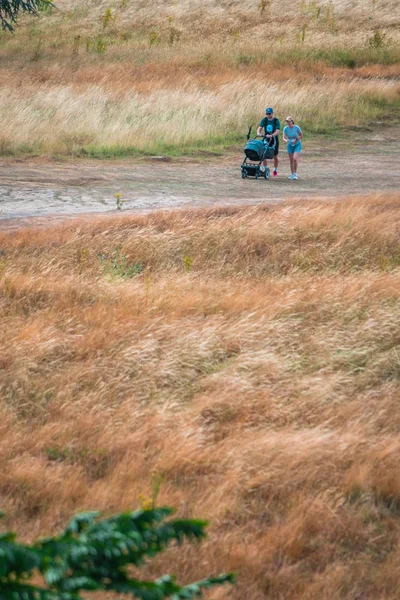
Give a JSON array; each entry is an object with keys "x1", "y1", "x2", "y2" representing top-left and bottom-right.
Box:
[{"x1": 259, "y1": 117, "x2": 280, "y2": 147}]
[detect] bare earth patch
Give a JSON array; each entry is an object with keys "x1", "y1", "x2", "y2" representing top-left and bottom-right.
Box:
[{"x1": 0, "y1": 130, "x2": 399, "y2": 228}]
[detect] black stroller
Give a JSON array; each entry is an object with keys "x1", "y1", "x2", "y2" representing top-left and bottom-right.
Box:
[{"x1": 241, "y1": 126, "x2": 276, "y2": 180}]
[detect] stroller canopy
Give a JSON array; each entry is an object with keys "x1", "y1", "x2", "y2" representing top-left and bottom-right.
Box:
[{"x1": 244, "y1": 138, "x2": 275, "y2": 162}]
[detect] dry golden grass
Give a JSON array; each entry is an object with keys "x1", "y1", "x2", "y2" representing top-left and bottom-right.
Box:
[
  {"x1": 1, "y1": 194, "x2": 400, "y2": 597},
  {"x1": 1, "y1": 78, "x2": 397, "y2": 155},
  {"x1": 0, "y1": 0, "x2": 399, "y2": 154}
]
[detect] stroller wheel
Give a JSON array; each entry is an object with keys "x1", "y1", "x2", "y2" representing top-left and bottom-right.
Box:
[
  {"x1": 241, "y1": 169, "x2": 247, "y2": 179},
  {"x1": 265, "y1": 168, "x2": 270, "y2": 180}
]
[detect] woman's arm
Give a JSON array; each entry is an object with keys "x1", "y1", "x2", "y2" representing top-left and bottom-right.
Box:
[
  {"x1": 282, "y1": 127, "x2": 288, "y2": 142},
  {"x1": 297, "y1": 127, "x2": 303, "y2": 140}
]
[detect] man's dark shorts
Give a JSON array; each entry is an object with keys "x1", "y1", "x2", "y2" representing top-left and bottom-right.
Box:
[
  {"x1": 264, "y1": 139, "x2": 279, "y2": 158},
  {"x1": 266, "y1": 139, "x2": 279, "y2": 156}
]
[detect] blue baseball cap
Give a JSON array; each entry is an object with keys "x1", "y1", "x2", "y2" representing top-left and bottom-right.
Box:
[{"x1": 266, "y1": 107, "x2": 274, "y2": 114}]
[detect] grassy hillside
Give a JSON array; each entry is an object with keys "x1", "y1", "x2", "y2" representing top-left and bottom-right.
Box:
[
  {"x1": 1, "y1": 194, "x2": 400, "y2": 598},
  {"x1": 0, "y1": 0, "x2": 399, "y2": 155}
]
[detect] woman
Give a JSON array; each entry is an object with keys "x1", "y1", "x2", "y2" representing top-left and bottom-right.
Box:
[{"x1": 282, "y1": 116, "x2": 303, "y2": 180}]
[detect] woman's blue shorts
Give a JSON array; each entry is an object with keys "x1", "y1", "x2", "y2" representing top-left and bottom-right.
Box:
[{"x1": 287, "y1": 142, "x2": 302, "y2": 154}]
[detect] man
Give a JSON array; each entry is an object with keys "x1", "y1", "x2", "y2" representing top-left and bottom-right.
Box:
[{"x1": 257, "y1": 107, "x2": 281, "y2": 177}]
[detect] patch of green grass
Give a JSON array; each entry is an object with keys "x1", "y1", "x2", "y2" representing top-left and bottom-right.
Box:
[
  {"x1": 75, "y1": 144, "x2": 145, "y2": 159},
  {"x1": 98, "y1": 246, "x2": 144, "y2": 279},
  {"x1": 69, "y1": 133, "x2": 242, "y2": 159},
  {"x1": 0, "y1": 142, "x2": 40, "y2": 157},
  {"x1": 152, "y1": 134, "x2": 243, "y2": 157},
  {"x1": 273, "y1": 45, "x2": 400, "y2": 68}
]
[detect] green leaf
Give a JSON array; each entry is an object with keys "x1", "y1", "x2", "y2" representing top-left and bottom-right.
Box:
[
  {"x1": 0, "y1": 507, "x2": 235, "y2": 599},
  {"x1": 64, "y1": 512, "x2": 100, "y2": 534}
]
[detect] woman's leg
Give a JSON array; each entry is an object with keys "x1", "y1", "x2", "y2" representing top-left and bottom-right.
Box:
[
  {"x1": 293, "y1": 151, "x2": 300, "y2": 174},
  {"x1": 288, "y1": 152, "x2": 294, "y2": 174}
]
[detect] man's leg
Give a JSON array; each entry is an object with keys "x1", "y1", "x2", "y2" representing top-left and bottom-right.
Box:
[{"x1": 273, "y1": 146, "x2": 279, "y2": 174}]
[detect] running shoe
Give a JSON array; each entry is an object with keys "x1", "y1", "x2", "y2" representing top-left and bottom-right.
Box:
[
  {"x1": 288, "y1": 174, "x2": 294, "y2": 179},
  {"x1": 292, "y1": 173, "x2": 298, "y2": 180},
  {"x1": 273, "y1": 170, "x2": 278, "y2": 177}
]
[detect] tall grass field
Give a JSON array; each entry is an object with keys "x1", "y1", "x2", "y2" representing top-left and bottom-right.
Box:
[
  {"x1": 1, "y1": 195, "x2": 400, "y2": 597},
  {"x1": 0, "y1": 0, "x2": 399, "y2": 155},
  {"x1": 1, "y1": 1, "x2": 400, "y2": 597}
]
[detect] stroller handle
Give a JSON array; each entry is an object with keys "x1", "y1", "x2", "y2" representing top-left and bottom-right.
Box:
[{"x1": 262, "y1": 134, "x2": 277, "y2": 149}]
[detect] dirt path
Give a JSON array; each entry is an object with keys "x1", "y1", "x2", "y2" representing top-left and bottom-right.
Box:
[{"x1": 0, "y1": 132, "x2": 399, "y2": 229}]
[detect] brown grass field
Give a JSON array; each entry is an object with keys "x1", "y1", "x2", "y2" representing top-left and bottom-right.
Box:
[
  {"x1": 0, "y1": 0, "x2": 399, "y2": 155},
  {"x1": 1, "y1": 0, "x2": 400, "y2": 596},
  {"x1": 1, "y1": 194, "x2": 400, "y2": 598}
]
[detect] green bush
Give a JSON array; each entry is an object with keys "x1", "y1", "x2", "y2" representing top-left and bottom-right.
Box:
[{"x1": 0, "y1": 508, "x2": 234, "y2": 599}]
